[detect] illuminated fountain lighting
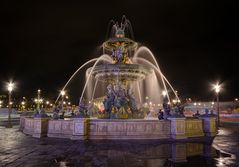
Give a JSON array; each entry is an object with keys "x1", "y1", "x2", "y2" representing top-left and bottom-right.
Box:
[{"x1": 56, "y1": 16, "x2": 180, "y2": 118}]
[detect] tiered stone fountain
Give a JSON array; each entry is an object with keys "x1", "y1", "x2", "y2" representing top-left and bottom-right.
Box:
[{"x1": 20, "y1": 16, "x2": 217, "y2": 141}]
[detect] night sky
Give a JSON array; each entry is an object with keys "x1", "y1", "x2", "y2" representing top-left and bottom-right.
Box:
[{"x1": 0, "y1": 0, "x2": 238, "y2": 102}]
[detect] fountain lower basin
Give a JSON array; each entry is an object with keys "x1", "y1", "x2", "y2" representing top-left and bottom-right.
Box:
[{"x1": 20, "y1": 116, "x2": 217, "y2": 140}]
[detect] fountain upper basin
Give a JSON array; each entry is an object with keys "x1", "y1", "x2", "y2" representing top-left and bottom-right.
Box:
[{"x1": 89, "y1": 64, "x2": 153, "y2": 82}]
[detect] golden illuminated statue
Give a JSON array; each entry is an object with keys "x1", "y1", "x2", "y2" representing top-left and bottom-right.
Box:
[
  {"x1": 103, "y1": 24, "x2": 136, "y2": 65},
  {"x1": 111, "y1": 45, "x2": 130, "y2": 64}
]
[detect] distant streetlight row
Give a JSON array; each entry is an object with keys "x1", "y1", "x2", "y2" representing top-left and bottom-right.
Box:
[{"x1": 2, "y1": 81, "x2": 74, "y2": 128}]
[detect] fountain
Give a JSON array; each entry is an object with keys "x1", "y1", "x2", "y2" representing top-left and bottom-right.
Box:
[
  {"x1": 74, "y1": 16, "x2": 182, "y2": 119},
  {"x1": 20, "y1": 16, "x2": 217, "y2": 140}
]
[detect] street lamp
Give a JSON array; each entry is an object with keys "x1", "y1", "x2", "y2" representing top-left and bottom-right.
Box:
[
  {"x1": 162, "y1": 90, "x2": 168, "y2": 106},
  {"x1": 45, "y1": 101, "x2": 50, "y2": 110},
  {"x1": 234, "y1": 98, "x2": 238, "y2": 111},
  {"x1": 6, "y1": 82, "x2": 14, "y2": 128},
  {"x1": 21, "y1": 101, "x2": 26, "y2": 110},
  {"x1": 60, "y1": 90, "x2": 66, "y2": 111},
  {"x1": 37, "y1": 89, "x2": 41, "y2": 110},
  {"x1": 162, "y1": 90, "x2": 167, "y2": 97},
  {"x1": 61, "y1": 90, "x2": 66, "y2": 96},
  {"x1": 213, "y1": 83, "x2": 221, "y2": 126}
]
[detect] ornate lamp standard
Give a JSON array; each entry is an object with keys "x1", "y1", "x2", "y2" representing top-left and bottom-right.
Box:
[
  {"x1": 213, "y1": 83, "x2": 221, "y2": 127},
  {"x1": 6, "y1": 82, "x2": 14, "y2": 128},
  {"x1": 60, "y1": 90, "x2": 66, "y2": 111},
  {"x1": 45, "y1": 101, "x2": 50, "y2": 110},
  {"x1": 162, "y1": 90, "x2": 168, "y2": 118},
  {"x1": 235, "y1": 98, "x2": 238, "y2": 111},
  {"x1": 34, "y1": 89, "x2": 43, "y2": 113},
  {"x1": 37, "y1": 89, "x2": 41, "y2": 110}
]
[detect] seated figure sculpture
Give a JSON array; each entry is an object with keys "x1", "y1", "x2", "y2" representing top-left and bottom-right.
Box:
[
  {"x1": 127, "y1": 86, "x2": 137, "y2": 112},
  {"x1": 102, "y1": 83, "x2": 139, "y2": 119},
  {"x1": 193, "y1": 110, "x2": 201, "y2": 117},
  {"x1": 33, "y1": 109, "x2": 40, "y2": 118},
  {"x1": 114, "y1": 84, "x2": 128, "y2": 109},
  {"x1": 200, "y1": 108, "x2": 211, "y2": 117},
  {"x1": 158, "y1": 109, "x2": 164, "y2": 120},
  {"x1": 174, "y1": 103, "x2": 185, "y2": 117},
  {"x1": 34, "y1": 108, "x2": 49, "y2": 118},
  {"x1": 52, "y1": 105, "x2": 60, "y2": 119},
  {"x1": 103, "y1": 84, "x2": 115, "y2": 115},
  {"x1": 75, "y1": 101, "x2": 89, "y2": 118},
  {"x1": 163, "y1": 102, "x2": 171, "y2": 119}
]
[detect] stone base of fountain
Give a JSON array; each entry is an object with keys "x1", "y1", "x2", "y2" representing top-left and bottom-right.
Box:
[
  {"x1": 20, "y1": 116, "x2": 217, "y2": 140},
  {"x1": 22, "y1": 117, "x2": 49, "y2": 138}
]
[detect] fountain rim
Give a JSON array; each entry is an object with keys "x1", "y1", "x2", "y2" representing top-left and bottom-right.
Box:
[
  {"x1": 103, "y1": 37, "x2": 138, "y2": 52},
  {"x1": 88, "y1": 64, "x2": 154, "y2": 82}
]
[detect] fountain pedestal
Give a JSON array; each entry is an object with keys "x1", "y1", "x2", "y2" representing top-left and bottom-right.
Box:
[
  {"x1": 32, "y1": 118, "x2": 49, "y2": 138},
  {"x1": 168, "y1": 117, "x2": 186, "y2": 139},
  {"x1": 19, "y1": 116, "x2": 26, "y2": 131},
  {"x1": 71, "y1": 118, "x2": 89, "y2": 140},
  {"x1": 199, "y1": 117, "x2": 217, "y2": 137},
  {"x1": 23, "y1": 117, "x2": 34, "y2": 135}
]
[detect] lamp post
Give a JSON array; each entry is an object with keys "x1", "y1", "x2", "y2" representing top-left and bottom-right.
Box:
[
  {"x1": 213, "y1": 83, "x2": 221, "y2": 127},
  {"x1": 6, "y1": 82, "x2": 14, "y2": 128},
  {"x1": 162, "y1": 90, "x2": 167, "y2": 113},
  {"x1": 37, "y1": 89, "x2": 41, "y2": 110},
  {"x1": 162, "y1": 90, "x2": 167, "y2": 99},
  {"x1": 21, "y1": 101, "x2": 26, "y2": 111},
  {"x1": 235, "y1": 98, "x2": 238, "y2": 110},
  {"x1": 60, "y1": 90, "x2": 66, "y2": 111}
]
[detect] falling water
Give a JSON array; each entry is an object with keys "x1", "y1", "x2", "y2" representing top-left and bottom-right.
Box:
[
  {"x1": 134, "y1": 46, "x2": 170, "y2": 102},
  {"x1": 55, "y1": 58, "x2": 98, "y2": 104},
  {"x1": 54, "y1": 16, "x2": 182, "y2": 119},
  {"x1": 56, "y1": 49, "x2": 179, "y2": 108},
  {"x1": 142, "y1": 70, "x2": 162, "y2": 104},
  {"x1": 79, "y1": 54, "x2": 112, "y2": 103},
  {"x1": 55, "y1": 55, "x2": 112, "y2": 104},
  {"x1": 85, "y1": 68, "x2": 94, "y2": 101},
  {"x1": 135, "y1": 57, "x2": 180, "y2": 101},
  {"x1": 137, "y1": 82, "x2": 142, "y2": 103},
  {"x1": 91, "y1": 79, "x2": 99, "y2": 101},
  {"x1": 134, "y1": 46, "x2": 160, "y2": 68},
  {"x1": 133, "y1": 57, "x2": 180, "y2": 101}
]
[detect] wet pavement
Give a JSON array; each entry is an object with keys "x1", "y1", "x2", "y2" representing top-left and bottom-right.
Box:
[
  {"x1": 0, "y1": 125, "x2": 239, "y2": 167},
  {"x1": 212, "y1": 126, "x2": 239, "y2": 167}
]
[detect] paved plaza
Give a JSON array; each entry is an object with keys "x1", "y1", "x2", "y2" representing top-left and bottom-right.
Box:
[{"x1": 0, "y1": 126, "x2": 239, "y2": 167}]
